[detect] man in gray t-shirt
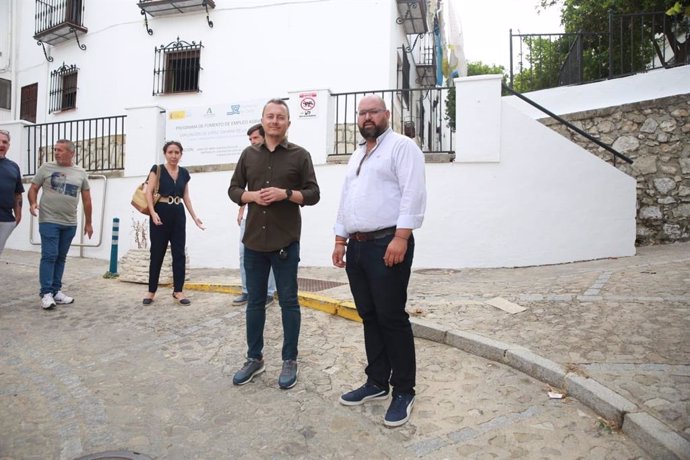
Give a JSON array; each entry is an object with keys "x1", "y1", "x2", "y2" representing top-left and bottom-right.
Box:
[{"x1": 28, "y1": 139, "x2": 93, "y2": 310}]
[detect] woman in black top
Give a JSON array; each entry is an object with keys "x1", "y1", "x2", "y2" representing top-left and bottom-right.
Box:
[{"x1": 143, "y1": 141, "x2": 204, "y2": 305}]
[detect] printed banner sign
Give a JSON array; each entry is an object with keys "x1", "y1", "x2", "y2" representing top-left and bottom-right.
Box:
[{"x1": 166, "y1": 99, "x2": 264, "y2": 166}]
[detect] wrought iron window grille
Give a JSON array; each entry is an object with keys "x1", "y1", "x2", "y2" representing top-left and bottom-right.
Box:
[
  {"x1": 152, "y1": 37, "x2": 203, "y2": 95},
  {"x1": 49, "y1": 62, "x2": 79, "y2": 113}
]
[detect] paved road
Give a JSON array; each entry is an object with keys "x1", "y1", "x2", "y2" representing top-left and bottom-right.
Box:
[{"x1": 1, "y1": 244, "x2": 688, "y2": 459}]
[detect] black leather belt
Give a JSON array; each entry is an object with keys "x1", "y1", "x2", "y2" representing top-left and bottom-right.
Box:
[{"x1": 350, "y1": 226, "x2": 396, "y2": 242}]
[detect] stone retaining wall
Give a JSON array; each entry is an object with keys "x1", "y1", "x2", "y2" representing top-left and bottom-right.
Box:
[{"x1": 542, "y1": 94, "x2": 690, "y2": 245}]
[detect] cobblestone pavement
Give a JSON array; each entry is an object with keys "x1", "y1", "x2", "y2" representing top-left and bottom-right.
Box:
[{"x1": 1, "y1": 244, "x2": 687, "y2": 459}]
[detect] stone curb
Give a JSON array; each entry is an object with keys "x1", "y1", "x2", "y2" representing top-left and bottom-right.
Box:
[
  {"x1": 623, "y1": 412, "x2": 690, "y2": 460},
  {"x1": 186, "y1": 283, "x2": 690, "y2": 460}
]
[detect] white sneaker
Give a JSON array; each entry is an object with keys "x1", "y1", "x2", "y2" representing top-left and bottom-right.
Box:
[
  {"x1": 41, "y1": 293, "x2": 56, "y2": 310},
  {"x1": 54, "y1": 291, "x2": 74, "y2": 304}
]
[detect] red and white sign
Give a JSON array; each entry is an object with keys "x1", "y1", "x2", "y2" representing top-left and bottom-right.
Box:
[{"x1": 298, "y1": 92, "x2": 317, "y2": 118}]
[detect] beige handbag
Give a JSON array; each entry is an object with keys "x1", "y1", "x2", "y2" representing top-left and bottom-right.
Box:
[{"x1": 131, "y1": 164, "x2": 161, "y2": 215}]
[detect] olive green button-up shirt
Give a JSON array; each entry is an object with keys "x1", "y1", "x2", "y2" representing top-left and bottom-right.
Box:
[{"x1": 228, "y1": 139, "x2": 320, "y2": 252}]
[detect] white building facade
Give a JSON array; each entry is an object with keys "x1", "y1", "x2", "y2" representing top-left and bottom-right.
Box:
[
  {"x1": 2, "y1": 0, "x2": 427, "y2": 122},
  {"x1": 2, "y1": 0, "x2": 647, "y2": 270}
]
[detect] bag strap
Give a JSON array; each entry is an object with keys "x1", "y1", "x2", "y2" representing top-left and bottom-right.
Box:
[{"x1": 153, "y1": 164, "x2": 162, "y2": 195}]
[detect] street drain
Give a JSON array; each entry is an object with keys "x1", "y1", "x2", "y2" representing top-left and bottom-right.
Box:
[
  {"x1": 74, "y1": 451, "x2": 152, "y2": 460},
  {"x1": 297, "y1": 277, "x2": 347, "y2": 292}
]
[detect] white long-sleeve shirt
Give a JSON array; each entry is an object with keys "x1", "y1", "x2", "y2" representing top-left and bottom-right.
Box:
[{"x1": 334, "y1": 128, "x2": 426, "y2": 237}]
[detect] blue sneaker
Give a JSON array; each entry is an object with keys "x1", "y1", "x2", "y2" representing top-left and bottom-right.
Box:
[
  {"x1": 232, "y1": 358, "x2": 265, "y2": 385},
  {"x1": 339, "y1": 383, "x2": 389, "y2": 406},
  {"x1": 384, "y1": 393, "x2": 415, "y2": 427},
  {"x1": 278, "y1": 360, "x2": 298, "y2": 389}
]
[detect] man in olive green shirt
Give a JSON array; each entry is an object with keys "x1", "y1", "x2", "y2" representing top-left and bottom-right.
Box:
[{"x1": 228, "y1": 98, "x2": 319, "y2": 389}]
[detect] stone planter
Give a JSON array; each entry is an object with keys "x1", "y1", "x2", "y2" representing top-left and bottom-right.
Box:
[{"x1": 119, "y1": 247, "x2": 190, "y2": 284}]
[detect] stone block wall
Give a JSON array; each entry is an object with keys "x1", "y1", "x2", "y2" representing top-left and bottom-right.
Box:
[{"x1": 542, "y1": 94, "x2": 690, "y2": 245}]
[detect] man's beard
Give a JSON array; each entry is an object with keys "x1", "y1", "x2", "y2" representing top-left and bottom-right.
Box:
[{"x1": 359, "y1": 122, "x2": 386, "y2": 140}]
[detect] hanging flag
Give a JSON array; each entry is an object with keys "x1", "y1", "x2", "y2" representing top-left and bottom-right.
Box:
[{"x1": 439, "y1": 0, "x2": 467, "y2": 82}]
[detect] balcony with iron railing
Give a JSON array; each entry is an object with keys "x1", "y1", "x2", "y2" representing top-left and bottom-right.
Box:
[
  {"x1": 33, "y1": 0, "x2": 87, "y2": 46},
  {"x1": 395, "y1": 0, "x2": 428, "y2": 34},
  {"x1": 137, "y1": 0, "x2": 215, "y2": 33},
  {"x1": 409, "y1": 32, "x2": 437, "y2": 87}
]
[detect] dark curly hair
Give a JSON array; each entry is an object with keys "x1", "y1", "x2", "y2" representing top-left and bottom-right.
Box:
[{"x1": 163, "y1": 140, "x2": 183, "y2": 153}]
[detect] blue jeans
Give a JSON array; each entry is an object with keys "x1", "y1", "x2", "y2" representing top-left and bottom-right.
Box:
[
  {"x1": 346, "y1": 234, "x2": 416, "y2": 396},
  {"x1": 239, "y1": 219, "x2": 276, "y2": 296},
  {"x1": 38, "y1": 222, "x2": 77, "y2": 297},
  {"x1": 244, "y1": 241, "x2": 301, "y2": 361}
]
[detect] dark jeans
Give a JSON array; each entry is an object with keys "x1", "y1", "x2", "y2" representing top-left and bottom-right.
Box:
[
  {"x1": 148, "y1": 203, "x2": 186, "y2": 293},
  {"x1": 38, "y1": 223, "x2": 77, "y2": 297},
  {"x1": 346, "y1": 234, "x2": 416, "y2": 396},
  {"x1": 244, "y1": 241, "x2": 301, "y2": 361}
]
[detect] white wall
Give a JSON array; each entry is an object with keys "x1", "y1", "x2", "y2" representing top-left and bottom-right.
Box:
[
  {"x1": 5, "y1": 145, "x2": 636, "y2": 270},
  {"x1": 5, "y1": 75, "x2": 638, "y2": 269},
  {"x1": 3, "y1": 0, "x2": 645, "y2": 269},
  {"x1": 505, "y1": 65, "x2": 690, "y2": 118}
]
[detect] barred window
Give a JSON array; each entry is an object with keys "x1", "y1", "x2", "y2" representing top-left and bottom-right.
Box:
[
  {"x1": 0, "y1": 78, "x2": 10, "y2": 110},
  {"x1": 153, "y1": 37, "x2": 203, "y2": 95},
  {"x1": 49, "y1": 63, "x2": 79, "y2": 113}
]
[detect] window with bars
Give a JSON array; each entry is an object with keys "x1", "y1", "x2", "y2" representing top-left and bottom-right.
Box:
[
  {"x1": 153, "y1": 37, "x2": 203, "y2": 95},
  {"x1": 0, "y1": 79, "x2": 10, "y2": 110},
  {"x1": 49, "y1": 63, "x2": 79, "y2": 113}
]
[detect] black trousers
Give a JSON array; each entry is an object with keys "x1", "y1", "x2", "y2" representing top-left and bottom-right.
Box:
[
  {"x1": 148, "y1": 202, "x2": 186, "y2": 293},
  {"x1": 345, "y1": 234, "x2": 416, "y2": 396}
]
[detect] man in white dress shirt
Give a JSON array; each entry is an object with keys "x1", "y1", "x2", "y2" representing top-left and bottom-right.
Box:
[{"x1": 332, "y1": 95, "x2": 426, "y2": 427}]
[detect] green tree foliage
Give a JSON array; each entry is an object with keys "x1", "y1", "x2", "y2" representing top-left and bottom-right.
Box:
[
  {"x1": 539, "y1": 0, "x2": 689, "y2": 33},
  {"x1": 467, "y1": 61, "x2": 508, "y2": 78},
  {"x1": 444, "y1": 61, "x2": 507, "y2": 129},
  {"x1": 547, "y1": 0, "x2": 689, "y2": 73},
  {"x1": 512, "y1": 36, "x2": 568, "y2": 92}
]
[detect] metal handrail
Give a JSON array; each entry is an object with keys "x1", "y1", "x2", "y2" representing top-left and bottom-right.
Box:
[
  {"x1": 24, "y1": 115, "x2": 126, "y2": 175},
  {"x1": 502, "y1": 83, "x2": 633, "y2": 166}
]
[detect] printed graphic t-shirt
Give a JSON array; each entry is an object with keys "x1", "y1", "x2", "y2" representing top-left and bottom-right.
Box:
[{"x1": 32, "y1": 162, "x2": 90, "y2": 225}]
